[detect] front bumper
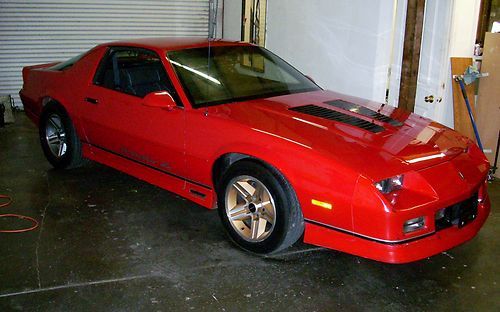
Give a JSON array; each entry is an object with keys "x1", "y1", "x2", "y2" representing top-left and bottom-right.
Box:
[{"x1": 303, "y1": 193, "x2": 490, "y2": 264}]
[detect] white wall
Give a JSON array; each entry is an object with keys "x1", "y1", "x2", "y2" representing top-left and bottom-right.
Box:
[
  {"x1": 439, "y1": 0, "x2": 481, "y2": 127},
  {"x1": 221, "y1": 0, "x2": 481, "y2": 124},
  {"x1": 449, "y1": 0, "x2": 481, "y2": 57},
  {"x1": 265, "y1": 0, "x2": 400, "y2": 103},
  {"x1": 222, "y1": 0, "x2": 242, "y2": 41},
  {"x1": 387, "y1": 0, "x2": 408, "y2": 108}
]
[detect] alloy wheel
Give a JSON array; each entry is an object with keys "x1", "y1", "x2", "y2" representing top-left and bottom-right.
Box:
[
  {"x1": 225, "y1": 175, "x2": 277, "y2": 242},
  {"x1": 45, "y1": 114, "x2": 67, "y2": 158}
]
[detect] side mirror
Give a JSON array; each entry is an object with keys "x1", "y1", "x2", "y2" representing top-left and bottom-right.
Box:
[{"x1": 142, "y1": 91, "x2": 177, "y2": 111}]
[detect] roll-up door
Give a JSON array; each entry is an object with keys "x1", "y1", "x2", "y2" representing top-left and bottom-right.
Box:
[{"x1": 0, "y1": 0, "x2": 209, "y2": 108}]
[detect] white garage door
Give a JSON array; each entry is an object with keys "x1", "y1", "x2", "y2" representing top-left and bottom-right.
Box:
[{"x1": 0, "y1": 0, "x2": 209, "y2": 108}]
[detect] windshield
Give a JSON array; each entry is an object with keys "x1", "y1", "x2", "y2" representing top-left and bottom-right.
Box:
[{"x1": 167, "y1": 45, "x2": 320, "y2": 107}]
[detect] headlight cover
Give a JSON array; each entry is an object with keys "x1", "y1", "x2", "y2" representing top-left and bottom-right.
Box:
[{"x1": 374, "y1": 175, "x2": 404, "y2": 194}]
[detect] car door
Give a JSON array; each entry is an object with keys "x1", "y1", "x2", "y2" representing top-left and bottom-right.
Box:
[{"x1": 80, "y1": 46, "x2": 186, "y2": 178}]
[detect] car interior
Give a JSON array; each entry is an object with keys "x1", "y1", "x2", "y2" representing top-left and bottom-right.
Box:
[{"x1": 96, "y1": 48, "x2": 172, "y2": 98}]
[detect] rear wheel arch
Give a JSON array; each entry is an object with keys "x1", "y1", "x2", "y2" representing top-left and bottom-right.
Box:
[
  {"x1": 41, "y1": 98, "x2": 67, "y2": 112},
  {"x1": 40, "y1": 96, "x2": 73, "y2": 114},
  {"x1": 40, "y1": 97, "x2": 67, "y2": 116},
  {"x1": 41, "y1": 96, "x2": 54, "y2": 107},
  {"x1": 42, "y1": 96, "x2": 70, "y2": 109},
  {"x1": 39, "y1": 101, "x2": 85, "y2": 169}
]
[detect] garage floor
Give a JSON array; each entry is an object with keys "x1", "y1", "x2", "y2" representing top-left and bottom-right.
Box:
[{"x1": 0, "y1": 113, "x2": 499, "y2": 311}]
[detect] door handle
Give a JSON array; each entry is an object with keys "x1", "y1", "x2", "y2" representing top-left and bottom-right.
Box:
[{"x1": 85, "y1": 97, "x2": 99, "y2": 104}]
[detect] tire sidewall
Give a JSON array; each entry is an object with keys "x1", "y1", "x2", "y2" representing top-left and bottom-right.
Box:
[{"x1": 217, "y1": 160, "x2": 296, "y2": 254}]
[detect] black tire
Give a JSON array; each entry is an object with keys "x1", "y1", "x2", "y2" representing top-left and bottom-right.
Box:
[
  {"x1": 39, "y1": 102, "x2": 84, "y2": 169},
  {"x1": 217, "y1": 160, "x2": 304, "y2": 254}
]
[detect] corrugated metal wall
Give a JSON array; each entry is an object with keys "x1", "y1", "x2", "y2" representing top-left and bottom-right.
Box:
[{"x1": 0, "y1": 0, "x2": 210, "y2": 108}]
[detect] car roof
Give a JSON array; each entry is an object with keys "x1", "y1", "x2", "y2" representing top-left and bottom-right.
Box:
[{"x1": 99, "y1": 37, "x2": 251, "y2": 51}]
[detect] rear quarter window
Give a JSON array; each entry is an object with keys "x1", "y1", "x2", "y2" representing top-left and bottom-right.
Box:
[{"x1": 49, "y1": 52, "x2": 87, "y2": 71}]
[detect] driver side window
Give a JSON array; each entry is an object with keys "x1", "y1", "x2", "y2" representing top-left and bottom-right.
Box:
[{"x1": 93, "y1": 47, "x2": 175, "y2": 99}]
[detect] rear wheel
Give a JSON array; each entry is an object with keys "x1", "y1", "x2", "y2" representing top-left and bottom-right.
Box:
[
  {"x1": 217, "y1": 160, "x2": 304, "y2": 254},
  {"x1": 39, "y1": 103, "x2": 84, "y2": 169}
]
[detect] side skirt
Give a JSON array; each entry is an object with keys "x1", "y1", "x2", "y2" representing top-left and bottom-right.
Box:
[{"x1": 82, "y1": 143, "x2": 215, "y2": 209}]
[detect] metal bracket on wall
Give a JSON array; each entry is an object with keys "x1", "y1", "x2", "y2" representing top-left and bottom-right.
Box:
[{"x1": 0, "y1": 95, "x2": 15, "y2": 124}]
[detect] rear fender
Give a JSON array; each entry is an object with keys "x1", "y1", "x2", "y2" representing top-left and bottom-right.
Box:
[{"x1": 39, "y1": 93, "x2": 86, "y2": 140}]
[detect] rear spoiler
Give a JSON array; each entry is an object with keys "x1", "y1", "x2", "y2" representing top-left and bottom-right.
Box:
[{"x1": 22, "y1": 62, "x2": 60, "y2": 83}]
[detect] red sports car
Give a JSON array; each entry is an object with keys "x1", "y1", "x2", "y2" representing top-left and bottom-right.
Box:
[{"x1": 20, "y1": 38, "x2": 490, "y2": 263}]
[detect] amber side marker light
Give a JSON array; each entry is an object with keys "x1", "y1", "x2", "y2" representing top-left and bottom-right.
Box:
[{"x1": 311, "y1": 199, "x2": 332, "y2": 210}]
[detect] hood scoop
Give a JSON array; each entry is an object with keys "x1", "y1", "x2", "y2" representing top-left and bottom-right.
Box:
[
  {"x1": 289, "y1": 104, "x2": 385, "y2": 133},
  {"x1": 325, "y1": 100, "x2": 403, "y2": 127}
]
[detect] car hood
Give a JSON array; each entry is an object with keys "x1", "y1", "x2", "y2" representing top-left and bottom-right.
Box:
[{"x1": 209, "y1": 90, "x2": 471, "y2": 180}]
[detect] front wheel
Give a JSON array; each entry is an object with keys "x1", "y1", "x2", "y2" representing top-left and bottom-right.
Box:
[
  {"x1": 39, "y1": 103, "x2": 84, "y2": 169},
  {"x1": 217, "y1": 160, "x2": 304, "y2": 254}
]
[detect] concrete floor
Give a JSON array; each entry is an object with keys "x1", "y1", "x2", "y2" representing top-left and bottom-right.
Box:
[{"x1": 0, "y1": 113, "x2": 498, "y2": 312}]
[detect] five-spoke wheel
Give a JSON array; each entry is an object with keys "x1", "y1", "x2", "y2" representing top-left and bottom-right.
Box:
[
  {"x1": 45, "y1": 114, "x2": 67, "y2": 158},
  {"x1": 218, "y1": 160, "x2": 304, "y2": 254},
  {"x1": 39, "y1": 102, "x2": 84, "y2": 169},
  {"x1": 225, "y1": 175, "x2": 277, "y2": 242}
]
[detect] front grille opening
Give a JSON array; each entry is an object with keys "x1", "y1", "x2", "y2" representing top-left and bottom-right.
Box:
[
  {"x1": 289, "y1": 104, "x2": 385, "y2": 133},
  {"x1": 435, "y1": 193, "x2": 478, "y2": 231},
  {"x1": 325, "y1": 100, "x2": 403, "y2": 127}
]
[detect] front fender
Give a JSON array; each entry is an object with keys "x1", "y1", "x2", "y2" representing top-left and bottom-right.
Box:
[{"x1": 207, "y1": 134, "x2": 358, "y2": 232}]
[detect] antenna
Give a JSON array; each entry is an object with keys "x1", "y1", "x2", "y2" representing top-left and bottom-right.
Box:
[{"x1": 206, "y1": 0, "x2": 218, "y2": 116}]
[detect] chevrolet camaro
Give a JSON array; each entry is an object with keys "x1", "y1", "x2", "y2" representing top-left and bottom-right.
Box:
[{"x1": 20, "y1": 38, "x2": 491, "y2": 263}]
